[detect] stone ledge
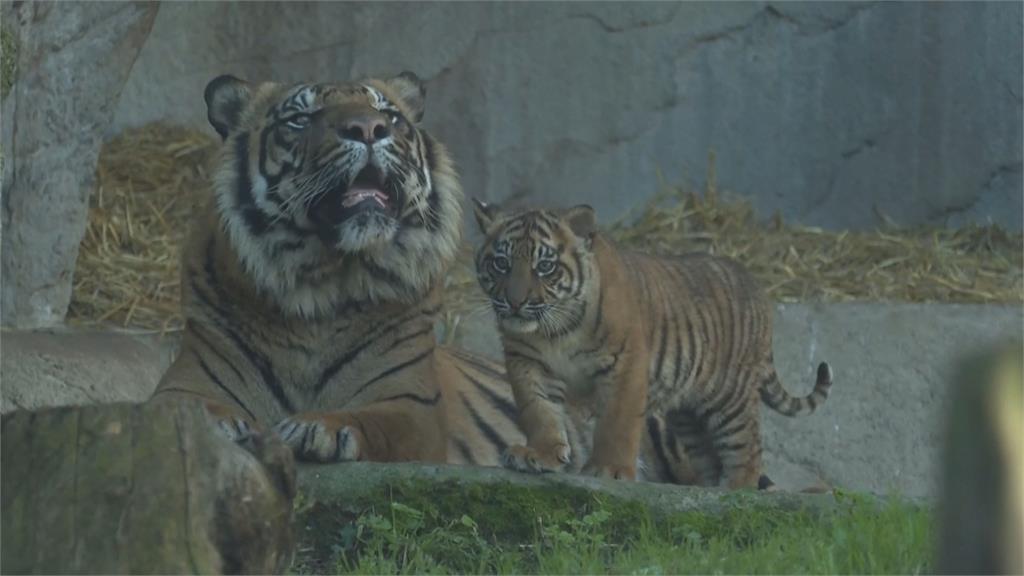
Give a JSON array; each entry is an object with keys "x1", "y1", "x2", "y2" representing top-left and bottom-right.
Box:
[
  {"x1": 0, "y1": 327, "x2": 180, "y2": 414},
  {"x1": 2, "y1": 303, "x2": 1019, "y2": 499},
  {"x1": 297, "y1": 461, "x2": 842, "y2": 519}
]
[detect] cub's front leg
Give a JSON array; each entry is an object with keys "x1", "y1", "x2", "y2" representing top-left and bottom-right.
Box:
[
  {"x1": 503, "y1": 354, "x2": 572, "y2": 474},
  {"x1": 273, "y1": 400, "x2": 446, "y2": 464},
  {"x1": 581, "y1": 343, "x2": 649, "y2": 481}
]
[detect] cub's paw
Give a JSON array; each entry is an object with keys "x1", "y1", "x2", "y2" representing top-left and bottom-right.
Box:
[
  {"x1": 582, "y1": 460, "x2": 637, "y2": 481},
  {"x1": 272, "y1": 413, "x2": 364, "y2": 463},
  {"x1": 502, "y1": 443, "x2": 571, "y2": 474}
]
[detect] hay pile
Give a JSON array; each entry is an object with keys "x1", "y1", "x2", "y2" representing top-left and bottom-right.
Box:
[
  {"x1": 68, "y1": 124, "x2": 217, "y2": 331},
  {"x1": 604, "y1": 162, "x2": 1024, "y2": 304},
  {"x1": 68, "y1": 124, "x2": 1023, "y2": 331}
]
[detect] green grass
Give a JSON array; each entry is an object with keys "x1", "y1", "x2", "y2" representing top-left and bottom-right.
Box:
[{"x1": 290, "y1": 486, "x2": 933, "y2": 575}]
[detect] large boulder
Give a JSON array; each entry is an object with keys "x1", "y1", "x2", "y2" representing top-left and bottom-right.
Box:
[
  {"x1": 0, "y1": 2, "x2": 158, "y2": 328},
  {"x1": 0, "y1": 328, "x2": 179, "y2": 414},
  {"x1": 0, "y1": 398, "x2": 296, "y2": 574}
]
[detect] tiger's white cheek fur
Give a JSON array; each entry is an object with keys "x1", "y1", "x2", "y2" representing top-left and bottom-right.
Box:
[{"x1": 251, "y1": 174, "x2": 285, "y2": 219}]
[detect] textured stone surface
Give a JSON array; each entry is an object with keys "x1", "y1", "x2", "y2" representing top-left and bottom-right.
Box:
[
  {"x1": 763, "y1": 303, "x2": 1022, "y2": 499},
  {"x1": 3, "y1": 304, "x2": 1020, "y2": 499},
  {"x1": 1, "y1": 1, "x2": 158, "y2": 328},
  {"x1": 0, "y1": 328, "x2": 179, "y2": 414},
  {"x1": 113, "y1": 1, "x2": 1022, "y2": 231},
  {"x1": 1, "y1": 399, "x2": 296, "y2": 574}
]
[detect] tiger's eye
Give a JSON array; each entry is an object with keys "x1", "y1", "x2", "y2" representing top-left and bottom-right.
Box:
[
  {"x1": 535, "y1": 260, "x2": 556, "y2": 276},
  {"x1": 491, "y1": 256, "x2": 510, "y2": 274},
  {"x1": 386, "y1": 110, "x2": 403, "y2": 126},
  {"x1": 285, "y1": 114, "x2": 311, "y2": 130}
]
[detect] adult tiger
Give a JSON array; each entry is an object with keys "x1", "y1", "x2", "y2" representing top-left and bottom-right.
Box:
[{"x1": 151, "y1": 72, "x2": 523, "y2": 465}]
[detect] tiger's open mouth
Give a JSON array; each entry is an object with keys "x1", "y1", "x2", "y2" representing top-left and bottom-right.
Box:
[
  {"x1": 309, "y1": 165, "x2": 400, "y2": 227},
  {"x1": 341, "y1": 166, "x2": 391, "y2": 213}
]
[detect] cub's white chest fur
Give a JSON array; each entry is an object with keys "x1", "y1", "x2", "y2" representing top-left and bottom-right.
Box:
[{"x1": 537, "y1": 336, "x2": 611, "y2": 398}]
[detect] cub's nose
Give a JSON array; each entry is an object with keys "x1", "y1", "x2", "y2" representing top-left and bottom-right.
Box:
[{"x1": 339, "y1": 113, "x2": 390, "y2": 144}]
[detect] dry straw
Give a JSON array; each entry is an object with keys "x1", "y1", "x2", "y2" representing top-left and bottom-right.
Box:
[
  {"x1": 68, "y1": 125, "x2": 1023, "y2": 331},
  {"x1": 68, "y1": 123, "x2": 216, "y2": 332}
]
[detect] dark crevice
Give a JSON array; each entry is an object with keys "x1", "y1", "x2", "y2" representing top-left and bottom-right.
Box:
[{"x1": 565, "y1": 5, "x2": 682, "y2": 35}]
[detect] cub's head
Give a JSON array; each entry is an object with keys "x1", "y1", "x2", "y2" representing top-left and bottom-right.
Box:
[
  {"x1": 204, "y1": 72, "x2": 461, "y2": 314},
  {"x1": 472, "y1": 200, "x2": 598, "y2": 338}
]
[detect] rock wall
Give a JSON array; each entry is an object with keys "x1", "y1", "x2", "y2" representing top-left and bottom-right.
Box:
[
  {"x1": 1, "y1": 1, "x2": 158, "y2": 328},
  {"x1": 114, "y1": 1, "x2": 1023, "y2": 231},
  {"x1": 2, "y1": 1, "x2": 1020, "y2": 325}
]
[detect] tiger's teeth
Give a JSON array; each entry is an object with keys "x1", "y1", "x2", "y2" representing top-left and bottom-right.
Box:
[{"x1": 342, "y1": 188, "x2": 387, "y2": 208}]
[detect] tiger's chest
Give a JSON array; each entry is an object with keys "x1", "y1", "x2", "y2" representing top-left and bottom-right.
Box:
[
  {"x1": 253, "y1": 309, "x2": 435, "y2": 409},
  {"x1": 540, "y1": 340, "x2": 621, "y2": 412}
]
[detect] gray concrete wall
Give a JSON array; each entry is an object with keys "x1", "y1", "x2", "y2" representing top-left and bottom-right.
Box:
[
  {"x1": 4, "y1": 304, "x2": 1021, "y2": 499},
  {"x1": 113, "y1": 1, "x2": 1023, "y2": 231}
]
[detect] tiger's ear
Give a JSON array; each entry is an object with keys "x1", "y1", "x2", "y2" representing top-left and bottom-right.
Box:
[
  {"x1": 386, "y1": 71, "x2": 426, "y2": 123},
  {"x1": 563, "y1": 204, "x2": 597, "y2": 239},
  {"x1": 472, "y1": 197, "x2": 500, "y2": 234},
  {"x1": 204, "y1": 74, "x2": 251, "y2": 140}
]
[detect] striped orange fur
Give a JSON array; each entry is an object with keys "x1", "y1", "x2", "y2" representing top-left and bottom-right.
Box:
[
  {"x1": 472, "y1": 201, "x2": 832, "y2": 487},
  {"x1": 150, "y1": 72, "x2": 524, "y2": 466}
]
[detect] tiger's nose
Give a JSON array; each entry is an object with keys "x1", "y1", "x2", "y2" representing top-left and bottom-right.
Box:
[
  {"x1": 508, "y1": 296, "x2": 534, "y2": 314},
  {"x1": 339, "y1": 114, "x2": 390, "y2": 144}
]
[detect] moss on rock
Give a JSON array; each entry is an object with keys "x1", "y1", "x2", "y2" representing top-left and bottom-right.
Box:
[
  {"x1": 292, "y1": 477, "x2": 655, "y2": 572},
  {"x1": 288, "y1": 463, "x2": 870, "y2": 573}
]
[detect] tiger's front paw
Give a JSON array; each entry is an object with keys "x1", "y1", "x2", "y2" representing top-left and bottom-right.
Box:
[
  {"x1": 217, "y1": 415, "x2": 257, "y2": 442},
  {"x1": 203, "y1": 400, "x2": 261, "y2": 443},
  {"x1": 502, "y1": 443, "x2": 571, "y2": 474},
  {"x1": 272, "y1": 412, "x2": 364, "y2": 463},
  {"x1": 582, "y1": 459, "x2": 637, "y2": 481}
]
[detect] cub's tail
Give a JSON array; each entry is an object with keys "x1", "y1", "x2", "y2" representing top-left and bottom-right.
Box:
[{"x1": 760, "y1": 362, "x2": 832, "y2": 417}]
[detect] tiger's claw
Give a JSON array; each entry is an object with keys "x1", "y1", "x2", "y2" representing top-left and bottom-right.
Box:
[
  {"x1": 502, "y1": 443, "x2": 571, "y2": 474},
  {"x1": 272, "y1": 414, "x2": 363, "y2": 463}
]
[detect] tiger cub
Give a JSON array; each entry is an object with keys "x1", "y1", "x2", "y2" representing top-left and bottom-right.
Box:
[{"x1": 472, "y1": 201, "x2": 833, "y2": 488}]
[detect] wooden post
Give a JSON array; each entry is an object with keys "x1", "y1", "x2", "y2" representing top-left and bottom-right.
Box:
[{"x1": 937, "y1": 342, "x2": 1023, "y2": 575}]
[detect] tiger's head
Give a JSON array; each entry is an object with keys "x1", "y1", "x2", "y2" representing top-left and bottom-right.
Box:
[
  {"x1": 204, "y1": 71, "x2": 461, "y2": 316},
  {"x1": 472, "y1": 200, "x2": 599, "y2": 338}
]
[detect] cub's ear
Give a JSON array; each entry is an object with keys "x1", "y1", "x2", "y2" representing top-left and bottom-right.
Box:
[
  {"x1": 563, "y1": 204, "x2": 597, "y2": 239},
  {"x1": 385, "y1": 71, "x2": 426, "y2": 123},
  {"x1": 204, "y1": 74, "x2": 251, "y2": 140},
  {"x1": 472, "y1": 197, "x2": 501, "y2": 234}
]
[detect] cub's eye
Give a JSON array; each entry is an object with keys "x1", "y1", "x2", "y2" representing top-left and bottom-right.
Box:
[
  {"x1": 535, "y1": 260, "x2": 556, "y2": 276},
  {"x1": 285, "y1": 114, "x2": 311, "y2": 130},
  {"x1": 490, "y1": 255, "x2": 510, "y2": 275}
]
